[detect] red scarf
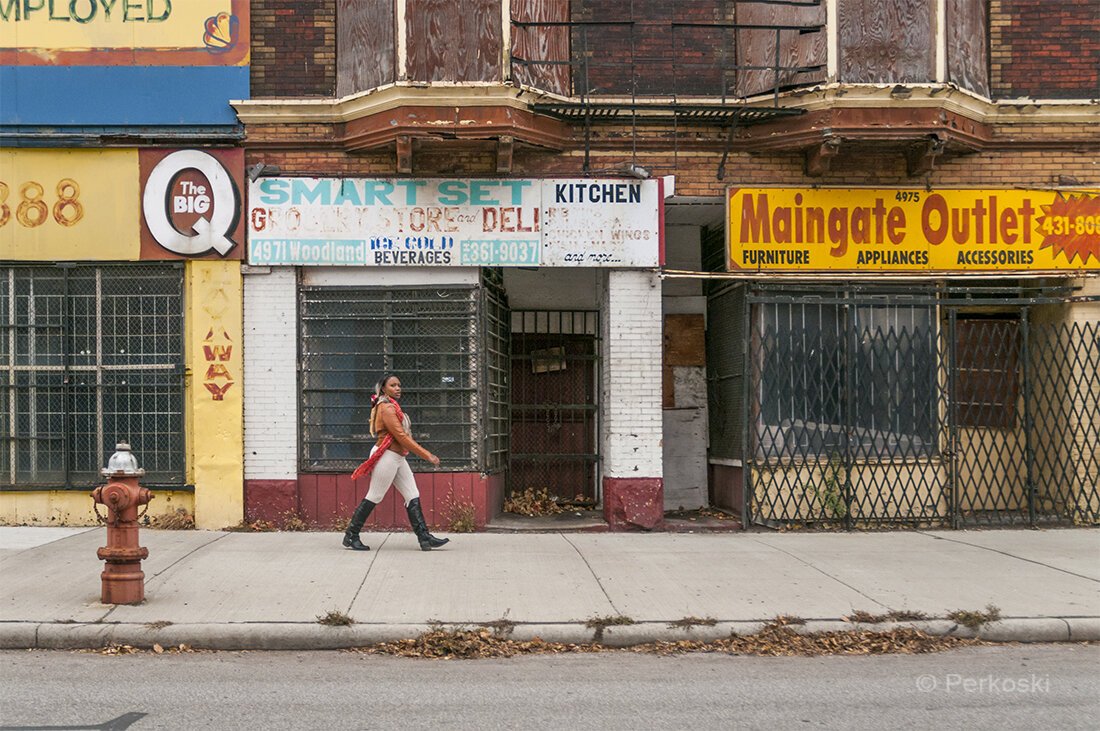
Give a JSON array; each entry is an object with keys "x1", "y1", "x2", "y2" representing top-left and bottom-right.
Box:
[{"x1": 350, "y1": 397, "x2": 406, "y2": 481}]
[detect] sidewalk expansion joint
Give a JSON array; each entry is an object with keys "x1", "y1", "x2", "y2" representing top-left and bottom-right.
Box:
[
  {"x1": 752, "y1": 537, "x2": 891, "y2": 610},
  {"x1": 916, "y1": 531, "x2": 1100, "y2": 583}
]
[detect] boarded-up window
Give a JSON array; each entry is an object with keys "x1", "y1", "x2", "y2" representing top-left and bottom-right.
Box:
[
  {"x1": 406, "y1": 0, "x2": 503, "y2": 82},
  {"x1": 946, "y1": 0, "x2": 989, "y2": 97},
  {"x1": 512, "y1": 0, "x2": 571, "y2": 95},
  {"x1": 338, "y1": 0, "x2": 396, "y2": 96},
  {"x1": 956, "y1": 319, "x2": 1020, "y2": 429},
  {"x1": 838, "y1": 0, "x2": 935, "y2": 83}
]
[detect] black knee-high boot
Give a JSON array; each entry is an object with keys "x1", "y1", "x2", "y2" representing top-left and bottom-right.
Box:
[
  {"x1": 405, "y1": 498, "x2": 449, "y2": 551},
  {"x1": 342, "y1": 498, "x2": 377, "y2": 551}
]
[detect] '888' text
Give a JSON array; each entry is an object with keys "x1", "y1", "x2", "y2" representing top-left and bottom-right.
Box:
[{"x1": 0, "y1": 180, "x2": 84, "y2": 229}]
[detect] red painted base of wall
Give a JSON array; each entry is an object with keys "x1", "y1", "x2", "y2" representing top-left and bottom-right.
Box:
[
  {"x1": 244, "y1": 480, "x2": 298, "y2": 525},
  {"x1": 603, "y1": 477, "x2": 664, "y2": 531},
  {"x1": 288, "y1": 472, "x2": 504, "y2": 531}
]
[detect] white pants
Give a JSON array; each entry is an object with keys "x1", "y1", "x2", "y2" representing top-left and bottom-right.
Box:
[{"x1": 364, "y1": 447, "x2": 421, "y2": 506}]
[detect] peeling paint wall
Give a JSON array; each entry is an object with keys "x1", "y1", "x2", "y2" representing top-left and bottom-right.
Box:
[{"x1": 186, "y1": 261, "x2": 245, "y2": 529}]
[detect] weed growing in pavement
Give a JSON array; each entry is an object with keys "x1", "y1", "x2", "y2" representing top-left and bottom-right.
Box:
[
  {"x1": 317, "y1": 610, "x2": 355, "y2": 627},
  {"x1": 845, "y1": 609, "x2": 932, "y2": 624},
  {"x1": 223, "y1": 518, "x2": 278, "y2": 532},
  {"x1": 667, "y1": 616, "x2": 719, "y2": 630},
  {"x1": 585, "y1": 615, "x2": 635, "y2": 642},
  {"x1": 443, "y1": 493, "x2": 478, "y2": 533},
  {"x1": 771, "y1": 615, "x2": 806, "y2": 626},
  {"x1": 885, "y1": 609, "x2": 929, "y2": 621},
  {"x1": 947, "y1": 604, "x2": 1002, "y2": 630},
  {"x1": 481, "y1": 611, "x2": 516, "y2": 639}
]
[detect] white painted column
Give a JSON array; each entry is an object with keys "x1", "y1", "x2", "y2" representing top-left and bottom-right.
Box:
[
  {"x1": 600, "y1": 270, "x2": 664, "y2": 481},
  {"x1": 243, "y1": 267, "x2": 299, "y2": 481}
]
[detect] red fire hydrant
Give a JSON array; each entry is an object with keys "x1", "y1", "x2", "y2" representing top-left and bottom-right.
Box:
[{"x1": 91, "y1": 442, "x2": 153, "y2": 605}]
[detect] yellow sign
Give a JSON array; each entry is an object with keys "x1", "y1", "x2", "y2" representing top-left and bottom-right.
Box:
[
  {"x1": 0, "y1": 149, "x2": 140, "y2": 260},
  {"x1": 727, "y1": 188, "x2": 1100, "y2": 273},
  {"x1": 1, "y1": 1, "x2": 247, "y2": 65}
]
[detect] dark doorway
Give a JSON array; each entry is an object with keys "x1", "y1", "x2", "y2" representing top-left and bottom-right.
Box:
[{"x1": 509, "y1": 311, "x2": 600, "y2": 504}]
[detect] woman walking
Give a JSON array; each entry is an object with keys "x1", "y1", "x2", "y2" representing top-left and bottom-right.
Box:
[{"x1": 342, "y1": 374, "x2": 450, "y2": 552}]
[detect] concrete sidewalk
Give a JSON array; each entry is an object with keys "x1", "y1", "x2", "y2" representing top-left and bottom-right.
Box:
[{"x1": 1, "y1": 526, "x2": 1098, "y2": 650}]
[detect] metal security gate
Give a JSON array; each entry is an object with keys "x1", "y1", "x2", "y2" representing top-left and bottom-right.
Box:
[
  {"x1": 716, "y1": 283, "x2": 1100, "y2": 529},
  {"x1": 509, "y1": 310, "x2": 600, "y2": 504}
]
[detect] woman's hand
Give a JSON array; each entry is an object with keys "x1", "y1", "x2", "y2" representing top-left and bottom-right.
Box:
[{"x1": 428, "y1": 453, "x2": 441, "y2": 467}]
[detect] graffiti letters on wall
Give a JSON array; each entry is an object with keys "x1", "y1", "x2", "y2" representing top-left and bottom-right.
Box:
[
  {"x1": 203, "y1": 327, "x2": 234, "y2": 401},
  {"x1": 727, "y1": 188, "x2": 1100, "y2": 273}
]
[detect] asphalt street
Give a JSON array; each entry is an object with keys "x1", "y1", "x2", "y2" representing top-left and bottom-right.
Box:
[{"x1": 1, "y1": 645, "x2": 1097, "y2": 730}]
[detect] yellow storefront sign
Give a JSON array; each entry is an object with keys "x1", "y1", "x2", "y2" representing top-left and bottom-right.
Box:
[
  {"x1": 727, "y1": 188, "x2": 1100, "y2": 273},
  {"x1": 0, "y1": 149, "x2": 140, "y2": 260}
]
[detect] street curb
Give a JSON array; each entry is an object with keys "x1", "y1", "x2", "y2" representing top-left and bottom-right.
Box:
[{"x1": 2, "y1": 617, "x2": 1098, "y2": 651}]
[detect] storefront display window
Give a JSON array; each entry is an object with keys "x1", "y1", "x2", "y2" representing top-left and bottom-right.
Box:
[
  {"x1": 757, "y1": 296, "x2": 938, "y2": 459},
  {"x1": 1, "y1": 265, "x2": 186, "y2": 488},
  {"x1": 298, "y1": 286, "x2": 480, "y2": 472}
]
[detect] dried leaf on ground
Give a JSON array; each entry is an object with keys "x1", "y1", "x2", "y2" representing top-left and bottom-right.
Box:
[{"x1": 503, "y1": 488, "x2": 564, "y2": 517}]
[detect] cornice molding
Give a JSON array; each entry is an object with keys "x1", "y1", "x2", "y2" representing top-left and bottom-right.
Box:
[
  {"x1": 233, "y1": 81, "x2": 1099, "y2": 130},
  {"x1": 233, "y1": 83, "x2": 540, "y2": 125}
]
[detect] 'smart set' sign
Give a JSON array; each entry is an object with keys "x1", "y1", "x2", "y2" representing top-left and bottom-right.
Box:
[{"x1": 727, "y1": 188, "x2": 1100, "y2": 273}]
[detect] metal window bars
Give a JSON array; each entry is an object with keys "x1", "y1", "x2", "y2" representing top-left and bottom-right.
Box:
[
  {"x1": 1, "y1": 265, "x2": 186, "y2": 489},
  {"x1": 298, "y1": 286, "x2": 482, "y2": 473}
]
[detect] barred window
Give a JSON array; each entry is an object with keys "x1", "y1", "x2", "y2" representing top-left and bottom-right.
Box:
[
  {"x1": 955, "y1": 318, "x2": 1019, "y2": 429},
  {"x1": 1, "y1": 265, "x2": 186, "y2": 488},
  {"x1": 299, "y1": 287, "x2": 479, "y2": 472},
  {"x1": 756, "y1": 297, "x2": 938, "y2": 459}
]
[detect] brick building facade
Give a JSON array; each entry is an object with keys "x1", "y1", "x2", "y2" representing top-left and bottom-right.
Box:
[{"x1": 231, "y1": 0, "x2": 1098, "y2": 532}]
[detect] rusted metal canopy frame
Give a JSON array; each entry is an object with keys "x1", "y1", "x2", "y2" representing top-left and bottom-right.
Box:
[{"x1": 513, "y1": 16, "x2": 821, "y2": 173}]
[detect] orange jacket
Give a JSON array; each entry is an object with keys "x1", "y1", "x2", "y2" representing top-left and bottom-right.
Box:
[{"x1": 371, "y1": 402, "x2": 433, "y2": 461}]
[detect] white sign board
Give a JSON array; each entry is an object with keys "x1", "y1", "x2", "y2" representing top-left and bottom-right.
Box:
[{"x1": 247, "y1": 178, "x2": 662, "y2": 267}]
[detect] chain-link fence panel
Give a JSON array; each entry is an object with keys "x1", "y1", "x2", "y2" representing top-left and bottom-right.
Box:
[{"x1": 734, "y1": 285, "x2": 1099, "y2": 529}]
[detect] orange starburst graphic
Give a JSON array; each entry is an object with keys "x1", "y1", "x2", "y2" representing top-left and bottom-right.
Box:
[{"x1": 1035, "y1": 193, "x2": 1100, "y2": 265}]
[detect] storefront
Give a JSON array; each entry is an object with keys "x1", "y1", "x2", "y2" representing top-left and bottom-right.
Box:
[
  {"x1": 242, "y1": 176, "x2": 669, "y2": 530},
  {"x1": 0, "y1": 148, "x2": 246, "y2": 529},
  {"x1": 709, "y1": 186, "x2": 1100, "y2": 528}
]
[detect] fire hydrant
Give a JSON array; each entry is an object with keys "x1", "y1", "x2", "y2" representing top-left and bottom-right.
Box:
[{"x1": 91, "y1": 443, "x2": 153, "y2": 605}]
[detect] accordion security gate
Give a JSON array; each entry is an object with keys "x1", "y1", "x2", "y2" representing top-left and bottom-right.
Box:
[{"x1": 718, "y1": 286, "x2": 1099, "y2": 529}]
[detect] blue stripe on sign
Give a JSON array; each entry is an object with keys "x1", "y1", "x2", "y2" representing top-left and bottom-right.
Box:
[{"x1": 0, "y1": 66, "x2": 250, "y2": 126}]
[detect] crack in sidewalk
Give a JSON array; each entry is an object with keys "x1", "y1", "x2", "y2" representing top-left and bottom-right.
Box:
[
  {"x1": 560, "y1": 534, "x2": 621, "y2": 615},
  {"x1": 752, "y1": 538, "x2": 890, "y2": 610},
  {"x1": 916, "y1": 532, "x2": 1100, "y2": 583}
]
